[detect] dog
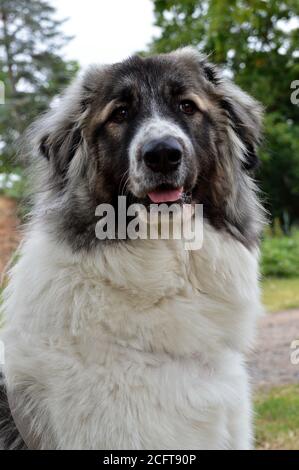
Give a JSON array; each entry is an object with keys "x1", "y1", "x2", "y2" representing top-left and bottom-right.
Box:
[{"x1": 0, "y1": 47, "x2": 265, "y2": 450}]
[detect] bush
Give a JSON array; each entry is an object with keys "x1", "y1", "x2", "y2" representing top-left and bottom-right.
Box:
[{"x1": 261, "y1": 230, "x2": 299, "y2": 278}]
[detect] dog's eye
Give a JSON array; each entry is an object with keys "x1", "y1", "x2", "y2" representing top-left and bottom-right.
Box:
[
  {"x1": 110, "y1": 106, "x2": 129, "y2": 123},
  {"x1": 179, "y1": 100, "x2": 197, "y2": 115}
]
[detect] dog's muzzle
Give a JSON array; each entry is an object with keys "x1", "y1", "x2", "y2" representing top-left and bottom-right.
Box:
[
  {"x1": 129, "y1": 118, "x2": 196, "y2": 201},
  {"x1": 142, "y1": 137, "x2": 183, "y2": 175}
]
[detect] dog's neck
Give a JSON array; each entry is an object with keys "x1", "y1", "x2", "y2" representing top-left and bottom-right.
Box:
[{"x1": 4, "y1": 222, "x2": 261, "y2": 362}]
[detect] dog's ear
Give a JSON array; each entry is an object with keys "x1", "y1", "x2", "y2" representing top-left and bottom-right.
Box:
[
  {"x1": 31, "y1": 75, "x2": 90, "y2": 177},
  {"x1": 218, "y1": 80, "x2": 263, "y2": 171},
  {"x1": 195, "y1": 51, "x2": 263, "y2": 172},
  {"x1": 172, "y1": 47, "x2": 263, "y2": 171},
  {"x1": 38, "y1": 125, "x2": 83, "y2": 175}
]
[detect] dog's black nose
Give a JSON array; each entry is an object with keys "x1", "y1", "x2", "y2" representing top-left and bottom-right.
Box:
[{"x1": 142, "y1": 137, "x2": 183, "y2": 174}]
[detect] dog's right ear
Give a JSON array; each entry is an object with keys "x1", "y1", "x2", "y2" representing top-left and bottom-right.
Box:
[
  {"x1": 38, "y1": 123, "x2": 83, "y2": 176},
  {"x1": 31, "y1": 74, "x2": 91, "y2": 177}
]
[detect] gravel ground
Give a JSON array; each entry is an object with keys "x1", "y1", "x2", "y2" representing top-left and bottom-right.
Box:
[{"x1": 249, "y1": 309, "x2": 299, "y2": 389}]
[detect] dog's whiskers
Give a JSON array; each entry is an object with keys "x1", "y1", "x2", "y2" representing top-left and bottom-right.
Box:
[{"x1": 119, "y1": 170, "x2": 130, "y2": 196}]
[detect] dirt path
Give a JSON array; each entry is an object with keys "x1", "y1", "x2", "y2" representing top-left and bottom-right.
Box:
[
  {"x1": 0, "y1": 196, "x2": 20, "y2": 276},
  {"x1": 249, "y1": 309, "x2": 299, "y2": 389}
]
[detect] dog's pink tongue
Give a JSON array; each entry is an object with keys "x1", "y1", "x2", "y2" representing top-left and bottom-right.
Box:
[{"x1": 147, "y1": 187, "x2": 183, "y2": 203}]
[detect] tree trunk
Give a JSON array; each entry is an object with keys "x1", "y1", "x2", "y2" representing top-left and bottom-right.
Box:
[{"x1": 0, "y1": 7, "x2": 17, "y2": 95}]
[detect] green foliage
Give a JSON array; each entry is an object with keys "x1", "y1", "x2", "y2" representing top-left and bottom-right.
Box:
[
  {"x1": 0, "y1": 0, "x2": 79, "y2": 176},
  {"x1": 0, "y1": 171, "x2": 25, "y2": 198},
  {"x1": 261, "y1": 230, "x2": 299, "y2": 278},
  {"x1": 259, "y1": 114, "x2": 299, "y2": 224},
  {"x1": 149, "y1": 0, "x2": 299, "y2": 226}
]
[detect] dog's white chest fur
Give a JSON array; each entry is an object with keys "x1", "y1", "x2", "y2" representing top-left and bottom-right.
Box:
[{"x1": 1, "y1": 222, "x2": 262, "y2": 449}]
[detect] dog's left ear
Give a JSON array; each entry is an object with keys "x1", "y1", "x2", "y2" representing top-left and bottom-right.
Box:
[
  {"x1": 218, "y1": 80, "x2": 263, "y2": 171},
  {"x1": 174, "y1": 48, "x2": 263, "y2": 171}
]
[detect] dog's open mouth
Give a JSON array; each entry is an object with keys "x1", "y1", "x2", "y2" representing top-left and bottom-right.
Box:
[
  {"x1": 143, "y1": 184, "x2": 192, "y2": 205},
  {"x1": 147, "y1": 186, "x2": 184, "y2": 203},
  {"x1": 142, "y1": 184, "x2": 193, "y2": 207}
]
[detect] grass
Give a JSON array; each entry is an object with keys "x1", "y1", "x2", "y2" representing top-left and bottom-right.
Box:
[
  {"x1": 255, "y1": 385, "x2": 299, "y2": 450},
  {"x1": 261, "y1": 277, "x2": 299, "y2": 312},
  {"x1": 261, "y1": 230, "x2": 299, "y2": 278}
]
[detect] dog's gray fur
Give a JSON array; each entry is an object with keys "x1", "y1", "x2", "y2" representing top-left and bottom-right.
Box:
[
  {"x1": 25, "y1": 47, "x2": 265, "y2": 252},
  {"x1": 0, "y1": 48, "x2": 265, "y2": 449}
]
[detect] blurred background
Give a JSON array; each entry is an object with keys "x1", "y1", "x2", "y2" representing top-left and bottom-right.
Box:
[{"x1": 0, "y1": 0, "x2": 298, "y2": 450}]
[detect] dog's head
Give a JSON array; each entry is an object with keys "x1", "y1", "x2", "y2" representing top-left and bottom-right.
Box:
[{"x1": 28, "y1": 47, "x2": 264, "y2": 250}]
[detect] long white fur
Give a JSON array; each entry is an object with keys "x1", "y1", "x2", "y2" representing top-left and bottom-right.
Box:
[{"x1": 1, "y1": 219, "x2": 262, "y2": 449}]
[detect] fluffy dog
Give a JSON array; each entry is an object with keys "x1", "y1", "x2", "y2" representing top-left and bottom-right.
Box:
[{"x1": 0, "y1": 47, "x2": 265, "y2": 449}]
